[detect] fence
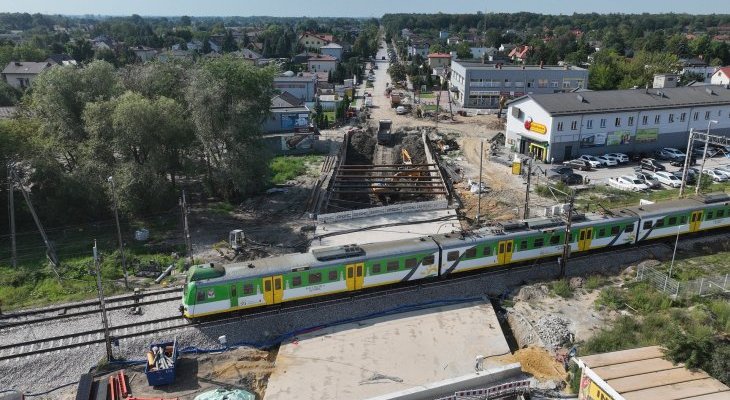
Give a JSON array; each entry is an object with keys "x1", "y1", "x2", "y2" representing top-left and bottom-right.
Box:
[
  {"x1": 635, "y1": 265, "x2": 730, "y2": 299},
  {"x1": 435, "y1": 379, "x2": 531, "y2": 400}
]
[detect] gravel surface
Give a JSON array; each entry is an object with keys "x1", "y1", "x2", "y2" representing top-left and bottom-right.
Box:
[{"x1": 533, "y1": 315, "x2": 573, "y2": 349}]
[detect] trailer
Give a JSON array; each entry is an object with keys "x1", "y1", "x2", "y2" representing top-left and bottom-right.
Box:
[
  {"x1": 377, "y1": 119, "x2": 393, "y2": 145},
  {"x1": 390, "y1": 93, "x2": 401, "y2": 108},
  {"x1": 145, "y1": 338, "x2": 178, "y2": 386}
]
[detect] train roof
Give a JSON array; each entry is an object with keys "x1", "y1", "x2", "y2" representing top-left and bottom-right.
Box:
[
  {"x1": 617, "y1": 193, "x2": 730, "y2": 218},
  {"x1": 197, "y1": 237, "x2": 439, "y2": 284}
]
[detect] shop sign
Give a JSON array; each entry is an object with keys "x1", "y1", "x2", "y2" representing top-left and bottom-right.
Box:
[
  {"x1": 580, "y1": 132, "x2": 607, "y2": 148},
  {"x1": 606, "y1": 130, "x2": 633, "y2": 146},
  {"x1": 524, "y1": 118, "x2": 547, "y2": 134},
  {"x1": 635, "y1": 128, "x2": 659, "y2": 143}
]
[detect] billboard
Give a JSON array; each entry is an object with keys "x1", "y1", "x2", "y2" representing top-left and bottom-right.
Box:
[
  {"x1": 606, "y1": 130, "x2": 633, "y2": 146},
  {"x1": 635, "y1": 128, "x2": 659, "y2": 143},
  {"x1": 579, "y1": 132, "x2": 607, "y2": 148},
  {"x1": 281, "y1": 113, "x2": 310, "y2": 130}
]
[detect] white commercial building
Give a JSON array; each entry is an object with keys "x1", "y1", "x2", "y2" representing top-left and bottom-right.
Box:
[{"x1": 505, "y1": 85, "x2": 730, "y2": 162}]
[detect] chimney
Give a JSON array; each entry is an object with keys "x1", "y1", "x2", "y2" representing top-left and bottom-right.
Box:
[{"x1": 539, "y1": 60, "x2": 544, "y2": 69}]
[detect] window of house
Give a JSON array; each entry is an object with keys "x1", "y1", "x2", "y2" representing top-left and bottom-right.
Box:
[
  {"x1": 625, "y1": 224, "x2": 634, "y2": 232},
  {"x1": 563, "y1": 81, "x2": 571, "y2": 88},
  {"x1": 329, "y1": 270, "x2": 338, "y2": 281},
  {"x1": 611, "y1": 226, "x2": 620, "y2": 235},
  {"x1": 571, "y1": 121, "x2": 578, "y2": 130},
  {"x1": 600, "y1": 118, "x2": 607, "y2": 128},
  {"x1": 705, "y1": 111, "x2": 711, "y2": 120},
  {"x1": 654, "y1": 115, "x2": 660, "y2": 124},
  {"x1": 534, "y1": 238, "x2": 544, "y2": 247},
  {"x1": 642, "y1": 115, "x2": 648, "y2": 125},
  {"x1": 551, "y1": 80, "x2": 559, "y2": 88},
  {"x1": 680, "y1": 113, "x2": 686, "y2": 122},
  {"x1": 694, "y1": 112, "x2": 699, "y2": 121},
  {"x1": 243, "y1": 284, "x2": 254, "y2": 295},
  {"x1": 615, "y1": 117, "x2": 621, "y2": 127},
  {"x1": 628, "y1": 116, "x2": 634, "y2": 126},
  {"x1": 464, "y1": 248, "x2": 477, "y2": 258},
  {"x1": 292, "y1": 276, "x2": 302, "y2": 287},
  {"x1": 538, "y1": 79, "x2": 548, "y2": 88},
  {"x1": 586, "y1": 120, "x2": 593, "y2": 129},
  {"x1": 387, "y1": 260, "x2": 400, "y2": 271},
  {"x1": 405, "y1": 258, "x2": 418, "y2": 268},
  {"x1": 557, "y1": 122, "x2": 564, "y2": 131},
  {"x1": 669, "y1": 114, "x2": 674, "y2": 123},
  {"x1": 447, "y1": 251, "x2": 459, "y2": 261},
  {"x1": 483, "y1": 247, "x2": 492, "y2": 256},
  {"x1": 550, "y1": 235, "x2": 560, "y2": 245},
  {"x1": 309, "y1": 272, "x2": 322, "y2": 284}
]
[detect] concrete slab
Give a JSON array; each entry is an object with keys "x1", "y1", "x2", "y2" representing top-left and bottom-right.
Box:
[
  {"x1": 264, "y1": 301, "x2": 512, "y2": 400},
  {"x1": 312, "y1": 209, "x2": 460, "y2": 248}
]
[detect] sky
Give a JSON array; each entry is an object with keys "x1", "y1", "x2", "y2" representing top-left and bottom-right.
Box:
[{"x1": 0, "y1": 0, "x2": 726, "y2": 18}]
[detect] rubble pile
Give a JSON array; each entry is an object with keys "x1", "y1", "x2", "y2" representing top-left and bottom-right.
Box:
[
  {"x1": 534, "y1": 315, "x2": 573, "y2": 349},
  {"x1": 347, "y1": 131, "x2": 376, "y2": 164},
  {"x1": 397, "y1": 133, "x2": 427, "y2": 164},
  {"x1": 514, "y1": 285, "x2": 549, "y2": 302}
]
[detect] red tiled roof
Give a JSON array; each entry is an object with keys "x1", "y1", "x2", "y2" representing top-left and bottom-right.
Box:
[
  {"x1": 716, "y1": 67, "x2": 730, "y2": 77},
  {"x1": 301, "y1": 32, "x2": 334, "y2": 43},
  {"x1": 428, "y1": 53, "x2": 451, "y2": 58}
]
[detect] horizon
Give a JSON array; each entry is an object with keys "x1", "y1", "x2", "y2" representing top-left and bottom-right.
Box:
[{"x1": 1, "y1": 0, "x2": 728, "y2": 19}]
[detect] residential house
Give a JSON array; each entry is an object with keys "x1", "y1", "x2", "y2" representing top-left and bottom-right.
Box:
[
  {"x1": 401, "y1": 28, "x2": 413, "y2": 39},
  {"x1": 439, "y1": 31, "x2": 449, "y2": 40},
  {"x1": 408, "y1": 41, "x2": 430, "y2": 59},
  {"x1": 263, "y1": 91, "x2": 310, "y2": 134},
  {"x1": 274, "y1": 73, "x2": 318, "y2": 103},
  {"x1": 157, "y1": 50, "x2": 194, "y2": 62},
  {"x1": 447, "y1": 36, "x2": 461, "y2": 46},
  {"x1": 307, "y1": 55, "x2": 338, "y2": 74},
  {"x1": 320, "y1": 43, "x2": 344, "y2": 61},
  {"x1": 711, "y1": 67, "x2": 730, "y2": 85},
  {"x1": 680, "y1": 58, "x2": 717, "y2": 81},
  {"x1": 130, "y1": 45, "x2": 157, "y2": 62},
  {"x1": 1, "y1": 61, "x2": 53, "y2": 89},
  {"x1": 292, "y1": 51, "x2": 319, "y2": 64},
  {"x1": 233, "y1": 48, "x2": 262, "y2": 65},
  {"x1": 428, "y1": 53, "x2": 452, "y2": 71},
  {"x1": 0, "y1": 107, "x2": 17, "y2": 119},
  {"x1": 46, "y1": 54, "x2": 77, "y2": 66},
  {"x1": 508, "y1": 45, "x2": 532, "y2": 63},
  {"x1": 469, "y1": 47, "x2": 497, "y2": 61},
  {"x1": 318, "y1": 94, "x2": 340, "y2": 111},
  {"x1": 299, "y1": 32, "x2": 334, "y2": 50},
  {"x1": 91, "y1": 35, "x2": 114, "y2": 50}
]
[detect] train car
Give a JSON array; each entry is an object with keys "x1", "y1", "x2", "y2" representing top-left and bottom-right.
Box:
[{"x1": 182, "y1": 238, "x2": 440, "y2": 318}]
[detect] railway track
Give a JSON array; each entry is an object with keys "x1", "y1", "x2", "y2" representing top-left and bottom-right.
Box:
[{"x1": 0, "y1": 287, "x2": 182, "y2": 328}]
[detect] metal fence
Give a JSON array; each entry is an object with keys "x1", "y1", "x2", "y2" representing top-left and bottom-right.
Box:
[{"x1": 635, "y1": 265, "x2": 729, "y2": 298}]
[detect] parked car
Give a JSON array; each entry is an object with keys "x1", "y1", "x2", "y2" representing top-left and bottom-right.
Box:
[
  {"x1": 653, "y1": 171, "x2": 683, "y2": 188},
  {"x1": 576, "y1": 155, "x2": 603, "y2": 168},
  {"x1": 563, "y1": 159, "x2": 592, "y2": 171},
  {"x1": 659, "y1": 147, "x2": 686, "y2": 160},
  {"x1": 672, "y1": 170, "x2": 696, "y2": 184},
  {"x1": 608, "y1": 176, "x2": 650, "y2": 192},
  {"x1": 596, "y1": 155, "x2": 618, "y2": 167},
  {"x1": 632, "y1": 171, "x2": 661, "y2": 188},
  {"x1": 669, "y1": 155, "x2": 696, "y2": 167},
  {"x1": 713, "y1": 165, "x2": 730, "y2": 175},
  {"x1": 604, "y1": 153, "x2": 630, "y2": 163},
  {"x1": 702, "y1": 169, "x2": 729, "y2": 182},
  {"x1": 395, "y1": 106, "x2": 407, "y2": 115},
  {"x1": 548, "y1": 172, "x2": 584, "y2": 185},
  {"x1": 547, "y1": 166, "x2": 574, "y2": 176},
  {"x1": 692, "y1": 146, "x2": 721, "y2": 158},
  {"x1": 640, "y1": 158, "x2": 666, "y2": 172}
]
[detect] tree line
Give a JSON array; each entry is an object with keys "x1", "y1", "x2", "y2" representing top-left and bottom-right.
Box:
[{"x1": 0, "y1": 57, "x2": 276, "y2": 228}]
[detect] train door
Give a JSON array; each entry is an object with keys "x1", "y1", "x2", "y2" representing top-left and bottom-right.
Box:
[
  {"x1": 690, "y1": 211, "x2": 703, "y2": 232},
  {"x1": 497, "y1": 240, "x2": 514, "y2": 265},
  {"x1": 262, "y1": 276, "x2": 284, "y2": 304},
  {"x1": 578, "y1": 228, "x2": 593, "y2": 251},
  {"x1": 230, "y1": 284, "x2": 238, "y2": 308},
  {"x1": 346, "y1": 263, "x2": 364, "y2": 291}
]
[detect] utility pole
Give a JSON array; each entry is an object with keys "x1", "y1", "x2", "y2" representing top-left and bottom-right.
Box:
[
  {"x1": 180, "y1": 190, "x2": 193, "y2": 264},
  {"x1": 93, "y1": 240, "x2": 114, "y2": 362},
  {"x1": 679, "y1": 128, "x2": 695, "y2": 198},
  {"x1": 523, "y1": 158, "x2": 532, "y2": 219},
  {"x1": 476, "y1": 140, "x2": 484, "y2": 226},
  {"x1": 560, "y1": 189, "x2": 576, "y2": 279},
  {"x1": 696, "y1": 120, "x2": 719, "y2": 195},
  {"x1": 108, "y1": 176, "x2": 129, "y2": 289},
  {"x1": 7, "y1": 163, "x2": 16, "y2": 268}
]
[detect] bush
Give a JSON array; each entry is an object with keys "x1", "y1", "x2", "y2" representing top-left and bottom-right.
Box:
[
  {"x1": 585, "y1": 275, "x2": 607, "y2": 291},
  {"x1": 625, "y1": 283, "x2": 672, "y2": 314},
  {"x1": 595, "y1": 286, "x2": 626, "y2": 311},
  {"x1": 551, "y1": 279, "x2": 573, "y2": 298}
]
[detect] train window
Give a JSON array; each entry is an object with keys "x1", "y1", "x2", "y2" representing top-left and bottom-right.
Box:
[
  {"x1": 230, "y1": 286, "x2": 237, "y2": 297},
  {"x1": 598, "y1": 228, "x2": 605, "y2": 237},
  {"x1": 668, "y1": 217, "x2": 677, "y2": 225},
  {"x1": 681, "y1": 216, "x2": 687, "y2": 224},
  {"x1": 610, "y1": 226, "x2": 620, "y2": 235},
  {"x1": 625, "y1": 225, "x2": 634, "y2": 233},
  {"x1": 550, "y1": 235, "x2": 560, "y2": 245},
  {"x1": 372, "y1": 263, "x2": 381, "y2": 273},
  {"x1": 534, "y1": 238, "x2": 544, "y2": 248},
  {"x1": 707, "y1": 211, "x2": 713, "y2": 220},
  {"x1": 447, "y1": 251, "x2": 459, "y2": 261},
  {"x1": 196, "y1": 290, "x2": 205, "y2": 302},
  {"x1": 405, "y1": 258, "x2": 418, "y2": 268},
  {"x1": 347, "y1": 268, "x2": 353, "y2": 278},
  {"x1": 643, "y1": 221, "x2": 652, "y2": 230},
  {"x1": 309, "y1": 272, "x2": 322, "y2": 284},
  {"x1": 519, "y1": 241, "x2": 527, "y2": 250},
  {"x1": 387, "y1": 260, "x2": 400, "y2": 271},
  {"x1": 292, "y1": 276, "x2": 302, "y2": 287},
  {"x1": 243, "y1": 284, "x2": 254, "y2": 295},
  {"x1": 274, "y1": 279, "x2": 281, "y2": 290},
  {"x1": 265, "y1": 280, "x2": 271, "y2": 291},
  {"x1": 656, "y1": 219, "x2": 665, "y2": 228},
  {"x1": 718, "y1": 210, "x2": 725, "y2": 218},
  {"x1": 483, "y1": 247, "x2": 491, "y2": 256},
  {"x1": 465, "y1": 248, "x2": 477, "y2": 258},
  {"x1": 423, "y1": 255, "x2": 435, "y2": 265},
  {"x1": 329, "y1": 270, "x2": 338, "y2": 281}
]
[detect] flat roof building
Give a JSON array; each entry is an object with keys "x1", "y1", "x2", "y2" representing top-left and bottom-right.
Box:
[
  {"x1": 575, "y1": 346, "x2": 730, "y2": 400},
  {"x1": 505, "y1": 85, "x2": 730, "y2": 162},
  {"x1": 449, "y1": 60, "x2": 588, "y2": 109}
]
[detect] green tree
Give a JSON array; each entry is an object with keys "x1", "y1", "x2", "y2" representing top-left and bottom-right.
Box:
[
  {"x1": 0, "y1": 80, "x2": 20, "y2": 106},
  {"x1": 387, "y1": 63, "x2": 407, "y2": 83},
  {"x1": 588, "y1": 50, "x2": 623, "y2": 90},
  {"x1": 222, "y1": 30, "x2": 238, "y2": 53},
  {"x1": 455, "y1": 42, "x2": 473, "y2": 59}
]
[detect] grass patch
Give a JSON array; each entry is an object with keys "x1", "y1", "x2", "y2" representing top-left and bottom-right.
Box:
[
  {"x1": 269, "y1": 155, "x2": 324, "y2": 185},
  {"x1": 419, "y1": 92, "x2": 435, "y2": 99},
  {"x1": 585, "y1": 275, "x2": 607, "y2": 291},
  {"x1": 654, "y1": 249, "x2": 730, "y2": 280},
  {"x1": 550, "y1": 279, "x2": 573, "y2": 298},
  {"x1": 577, "y1": 184, "x2": 730, "y2": 211},
  {"x1": 209, "y1": 202, "x2": 234, "y2": 215},
  {"x1": 595, "y1": 286, "x2": 626, "y2": 311},
  {"x1": 422, "y1": 104, "x2": 439, "y2": 112}
]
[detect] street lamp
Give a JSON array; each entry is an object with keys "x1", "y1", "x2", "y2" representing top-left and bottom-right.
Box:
[
  {"x1": 108, "y1": 176, "x2": 129, "y2": 289},
  {"x1": 695, "y1": 120, "x2": 719, "y2": 195}
]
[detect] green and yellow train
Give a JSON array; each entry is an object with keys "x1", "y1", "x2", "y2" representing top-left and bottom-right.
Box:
[{"x1": 181, "y1": 193, "x2": 730, "y2": 319}]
